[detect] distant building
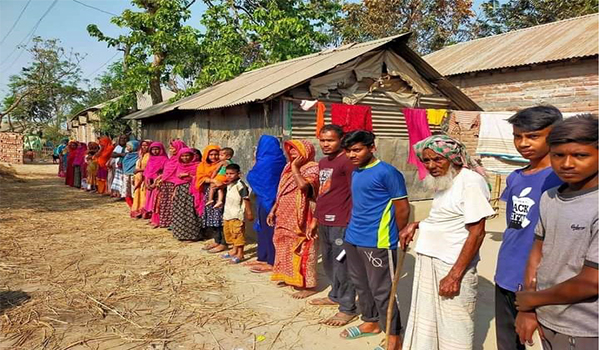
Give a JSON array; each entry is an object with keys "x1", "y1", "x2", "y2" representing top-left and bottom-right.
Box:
[
  {"x1": 67, "y1": 89, "x2": 175, "y2": 143},
  {"x1": 424, "y1": 14, "x2": 598, "y2": 113}
]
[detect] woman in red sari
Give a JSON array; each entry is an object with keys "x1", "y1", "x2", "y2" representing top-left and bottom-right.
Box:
[{"x1": 267, "y1": 140, "x2": 320, "y2": 299}]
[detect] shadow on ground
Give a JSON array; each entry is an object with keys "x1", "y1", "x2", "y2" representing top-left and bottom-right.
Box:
[{"x1": 0, "y1": 290, "x2": 30, "y2": 314}]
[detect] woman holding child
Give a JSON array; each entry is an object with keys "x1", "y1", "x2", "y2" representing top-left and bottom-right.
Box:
[
  {"x1": 268, "y1": 140, "x2": 320, "y2": 298},
  {"x1": 196, "y1": 145, "x2": 228, "y2": 252}
]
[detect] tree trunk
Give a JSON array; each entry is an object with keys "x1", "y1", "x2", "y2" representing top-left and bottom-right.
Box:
[{"x1": 149, "y1": 52, "x2": 165, "y2": 105}]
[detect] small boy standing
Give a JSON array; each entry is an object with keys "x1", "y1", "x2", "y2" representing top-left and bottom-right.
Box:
[
  {"x1": 494, "y1": 106, "x2": 564, "y2": 350},
  {"x1": 222, "y1": 164, "x2": 253, "y2": 264},
  {"x1": 207, "y1": 147, "x2": 235, "y2": 208},
  {"x1": 515, "y1": 114, "x2": 598, "y2": 349}
]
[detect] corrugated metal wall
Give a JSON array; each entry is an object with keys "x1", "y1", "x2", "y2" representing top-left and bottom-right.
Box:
[
  {"x1": 140, "y1": 102, "x2": 283, "y2": 174},
  {"x1": 288, "y1": 83, "x2": 451, "y2": 140}
]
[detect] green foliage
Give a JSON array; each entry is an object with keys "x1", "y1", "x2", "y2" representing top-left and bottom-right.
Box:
[
  {"x1": 186, "y1": 0, "x2": 341, "y2": 94},
  {"x1": 87, "y1": 0, "x2": 202, "y2": 104},
  {"x1": 2, "y1": 37, "x2": 85, "y2": 133},
  {"x1": 473, "y1": 0, "x2": 599, "y2": 37},
  {"x1": 333, "y1": 0, "x2": 474, "y2": 54},
  {"x1": 97, "y1": 93, "x2": 137, "y2": 136}
]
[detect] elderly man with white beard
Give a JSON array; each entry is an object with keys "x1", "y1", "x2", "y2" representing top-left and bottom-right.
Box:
[{"x1": 400, "y1": 135, "x2": 495, "y2": 350}]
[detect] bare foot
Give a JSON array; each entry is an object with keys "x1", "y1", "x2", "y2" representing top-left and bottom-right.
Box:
[
  {"x1": 309, "y1": 297, "x2": 338, "y2": 306},
  {"x1": 321, "y1": 312, "x2": 358, "y2": 327},
  {"x1": 250, "y1": 265, "x2": 273, "y2": 273},
  {"x1": 291, "y1": 289, "x2": 318, "y2": 299},
  {"x1": 213, "y1": 200, "x2": 223, "y2": 209},
  {"x1": 206, "y1": 200, "x2": 215, "y2": 206},
  {"x1": 242, "y1": 260, "x2": 265, "y2": 267}
]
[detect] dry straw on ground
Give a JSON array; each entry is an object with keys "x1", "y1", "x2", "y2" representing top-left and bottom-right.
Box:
[{"x1": 0, "y1": 165, "x2": 269, "y2": 349}]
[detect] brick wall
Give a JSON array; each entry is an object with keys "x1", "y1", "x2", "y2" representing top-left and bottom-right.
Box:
[
  {"x1": 448, "y1": 58, "x2": 599, "y2": 113},
  {"x1": 0, "y1": 132, "x2": 23, "y2": 164}
]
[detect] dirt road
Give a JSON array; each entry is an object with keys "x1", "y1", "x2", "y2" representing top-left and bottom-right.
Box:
[{"x1": 0, "y1": 163, "x2": 537, "y2": 350}]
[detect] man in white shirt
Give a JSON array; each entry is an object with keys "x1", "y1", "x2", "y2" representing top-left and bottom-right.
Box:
[{"x1": 400, "y1": 135, "x2": 495, "y2": 350}]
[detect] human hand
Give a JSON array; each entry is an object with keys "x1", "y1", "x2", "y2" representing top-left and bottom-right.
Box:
[
  {"x1": 438, "y1": 273, "x2": 461, "y2": 297},
  {"x1": 515, "y1": 291, "x2": 538, "y2": 312},
  {"x1": 178, "y1": 172, "x2": 189, "y2": 179},
  {"x1": 306, "y1": 220, "x2": 318, "y2": 240},
  {"x1": 515, "y1": 311, "x2": 544, "y2": 346},
  {"x1": 399, "y1": 222, "x2": 419, "y2": 250},
  {"x1": 291, "y1": 156, "x2": 304, "y2": 170},
  {"x1": 266, "y1": 212, "x2": 275, "y2": 227}
]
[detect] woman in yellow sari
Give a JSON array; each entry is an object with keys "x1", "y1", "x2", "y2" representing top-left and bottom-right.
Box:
[
  {"x1": 267, "y1": 140, "x2": 320, "y2": 299},
  {"x1": 131, "y1": 140, "x2": 152, "y2": 218}
]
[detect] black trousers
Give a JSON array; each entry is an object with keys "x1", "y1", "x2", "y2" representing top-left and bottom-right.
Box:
[
  {"x1": 495, "y1": 284, "x2": 525, "y2": 350},
  {"x1": 320, "y1": 225, "x2": 357, "y2": 315},
  {"x1": 344, "y1": 242, "x2": 402, "y2": 335}
]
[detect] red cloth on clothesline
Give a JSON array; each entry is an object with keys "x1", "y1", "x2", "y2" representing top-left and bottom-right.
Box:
[
  {"x1": 331, "y1": 103, "x2": 373, "y2": 133},
  {"x1": 403, "y1": 108, "x2": 432, "y2": 180}
]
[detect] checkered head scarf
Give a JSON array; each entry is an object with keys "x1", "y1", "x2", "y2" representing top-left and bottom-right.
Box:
[{"x1": 414, "y1": 134, "x2": 487, "y2": 177}]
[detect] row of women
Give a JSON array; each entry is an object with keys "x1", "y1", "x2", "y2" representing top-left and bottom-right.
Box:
[{"x1": 58, "y1": 135, "x2": 321, "y2": 293}]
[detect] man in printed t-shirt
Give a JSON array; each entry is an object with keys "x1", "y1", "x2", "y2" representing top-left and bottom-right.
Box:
[
  {"x1": 494, "y1": 106, "x2": 563, "y2": 350},
  {"x1": 309, "y1": 125, "x2": 358, "y2": 327}
]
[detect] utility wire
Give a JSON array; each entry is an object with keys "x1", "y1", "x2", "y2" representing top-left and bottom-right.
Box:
[
  {"x1": 85, "y1": 52, "x2": 120, "y2": 79},
  {"x1": 0, "y1": 0, "x2": 33, "y2": 45},
  {"x1": 1, "y1": 0, "x2": 58, "y2": 67},
  {"x1": 71, "y1": 0, "x2": 119, "y2": 16}
]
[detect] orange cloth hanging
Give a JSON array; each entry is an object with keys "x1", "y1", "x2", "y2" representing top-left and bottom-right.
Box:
[{"x1": 315, "y1": 102, "x2": 325, "y2": 137}]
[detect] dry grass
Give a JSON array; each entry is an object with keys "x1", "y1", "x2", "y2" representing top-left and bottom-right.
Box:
[{"x1": 0, "y1": 165, "x2": 269, "y2": 350}]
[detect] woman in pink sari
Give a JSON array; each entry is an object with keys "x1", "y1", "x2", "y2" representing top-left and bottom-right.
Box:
[
  {"x1": 267, "y1": 140, "x2": 320, "y2": 299},
  {"x1": 170, "y1": 147, "x2": 203, "y2": 241},
  {"x1": 143, "y1": 142, "x2": 168, "y2": 226},
  {"x1": 157, "y1": 139, "x2": 187, "y2": 228}
]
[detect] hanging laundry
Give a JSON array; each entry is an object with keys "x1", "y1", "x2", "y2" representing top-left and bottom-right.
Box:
[
  {"x1": 300, "y1": 100, "x2": 318, "y2": 111},
  {"x1": 403, "y1": 108, "x2": 432, "y2": 180},
  {"x1": 454, "y1": 111, "x2": 481, "y2": 130},
  {"x1": 426, "y1": 109, "x2": 447, "y2": 126},
  {"x1": 331, "y1": 103, "x2": 373, "y2": 133},
  {"x1": 315, "y1": 102, "x2": 326, "y2": 137},
  {"x1": 476, "y1": 112, "x2": 525, "y2": 161}
]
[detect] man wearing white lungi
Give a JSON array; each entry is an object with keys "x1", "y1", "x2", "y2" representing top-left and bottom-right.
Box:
[{"x1": 401, "y1": 135, "x2": 495, "y2": 350}]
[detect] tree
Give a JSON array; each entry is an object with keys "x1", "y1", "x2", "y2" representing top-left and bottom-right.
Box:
[
  {"x1": 185, "y1": 0, "x2": 340, "y2": 94},
  {"x1": 1, "y1": 37, "x2": 85, "y2": 136},
  {"x1": 87, "y1": 0, "x2": 202, "y2": 105},
  {"x1": 473, "y1": 0, "x2": 598, "y2": 37},
  {"x1": 333, "y1": 0, "x2": 474, "y2": 54}
]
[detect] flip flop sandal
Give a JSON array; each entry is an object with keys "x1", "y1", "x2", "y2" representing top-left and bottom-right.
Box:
[
  {"x1": 340, "y1": 326, "x2": 380, "y2": 340},
  {"x1": 229, "y1": 257, "x2": 242, "y2": 264},
  {"x1": 309, "y1": 297, "x2": 338, "y2": 306},
  {"x1": 208, "y1": 247, "x2": 226, "y2": 254},
  {"x1": 221, "y1": 253, "x2": 233, "y2": 259},
  {"x1": 373, "y1": 346, "x2": 385, "y2": 350},
  {"x1": 202, "y1": 243, "x2": 218, "y2": 251}
]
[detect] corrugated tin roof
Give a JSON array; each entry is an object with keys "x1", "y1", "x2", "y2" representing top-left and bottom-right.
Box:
[
  {"x1": 128, "y1": 34, "x2": 415, "y2": 120},
  {"x1": 424, "y1": 13, "x2": 599, "y2": 76}
]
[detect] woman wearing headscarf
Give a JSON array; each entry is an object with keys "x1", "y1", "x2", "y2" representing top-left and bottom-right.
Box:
[
  {"x1": 110, "y1": 135, "x2": 129, "y2": 198},
  {"x1": 55, "y1": 138, "x2": 69, "y2": 177},
  {"x1": 95, "y1": 136, "x2": 115, "y2": 195},
  {"x1": 267, "y1": 140, "x2": 320, "y2": 298},
  {"x1": 72, "y1": 142, "x2": 88, "y2": 188},
  {"x1": 122, "y1": 140, "x2": 140, "y2": 208},
  {"x1": 86, "y1": 142, "x2": 100, "y2": 191},
  {"x1": 130, "y1": 140, "x2": 152, "y2": 218},
  {"x1": 246, "y1": 135, "x2": 287, "y2": 273},
  {"x1": 143, "y1": 142, "x2": 168, "y2": 226},
  {"x1": 157, "y1": 139, "x2": 187, "y2": 228},
  {"x1": 64, "y1": 141, "x2": 79, "y2": 187},
  {"x1": 171, "y1": 148, "x2": 203, "y2": 240},
  {"x1": 196, "y1": 145, "x2": 226, "y2": 252}
]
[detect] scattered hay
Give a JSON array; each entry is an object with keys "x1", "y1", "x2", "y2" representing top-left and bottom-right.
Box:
[
  {"x1": 0, "y1": 163, "x2": 23, "y2": 182},
  {"x1": 0, "y1": 169, "x2": 269, "y2": 349}
]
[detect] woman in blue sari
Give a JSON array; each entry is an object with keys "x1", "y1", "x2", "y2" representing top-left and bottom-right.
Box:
[{"x1": 246, "y1": 135, "x2": 287, "y2": 273}]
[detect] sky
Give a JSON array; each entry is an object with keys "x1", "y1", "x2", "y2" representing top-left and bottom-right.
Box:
[{"x1": 0, "y1": 0, "x2": 488, "y2": 100}]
